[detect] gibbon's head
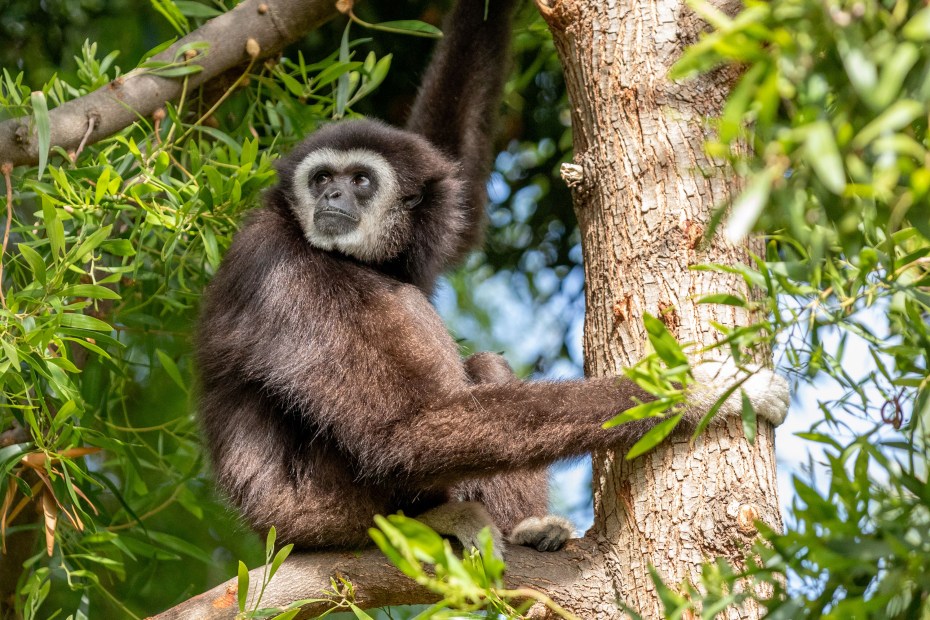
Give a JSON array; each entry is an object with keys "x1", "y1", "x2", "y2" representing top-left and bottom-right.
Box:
[{"x1": 275, "y1": 119, "x2": 466, "y2": 264}]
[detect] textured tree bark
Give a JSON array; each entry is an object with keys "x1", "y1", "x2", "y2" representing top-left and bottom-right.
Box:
[{"x1": 536, "y1": 0, "x2": 782, "y2": 617}]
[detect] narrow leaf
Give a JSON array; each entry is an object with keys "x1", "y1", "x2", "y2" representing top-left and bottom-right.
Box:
[
  {"x1": 740, "y1": 389, "x2": 757, "y2": 444},
  {"x1": 852, "y1": 99, "x2": 924, "y2": 148},
  {"x1": 903, "y1": 7, "x2": 930, "y2": 41},
  {"x1": 804, "y1": 121, "x2": 846, "y2": 194},
  {"x1": 626, "y1": 414, "x2": 683, "y2": 460},
  {"x1": 30, "y1": 91, "x2": 50, "y2": 181},
  {"x1": 155, "y1": 349, "x2": 186, "y2": 391},
  {"x1": 373, "y1": 20, "x2": 442, "y2": 38},
  {"x1": 643, "y1": 313, "x2": 687, "y2": 367},
  {"x1": 696, "y1": 293, "x2": 747, "y2": 307},
  {"x1": 17, "y1": 244, "x2": 47, "y2": 284},
  {"x1": 237, "y1": 561, "x2": 249, "y2": 612},
  {"x1": 724, "y1": 167, "x2": 776, "y2": 243},
  {"x1": 59, "y1": 314, "x2": 113, "y2": 332}
]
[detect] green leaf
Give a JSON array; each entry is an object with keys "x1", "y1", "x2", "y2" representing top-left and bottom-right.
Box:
[
  {"x1": 351, "y1": 54, "x2": 392, "y2": 103},
  {"x1": 873, "y1": 43, "x2": 919, "y2": 109},
  {"x1": 146, "y1": 531, "x2": 213, "y2": 563},
  {"x1": 73, "y1": 225, "x2": 113, "y2": 263},
  {"x1": 902, "y1": 7, "x2": 930, "y2": 41},
  {"x1": 605, "y1": 398, "x2": 674, "y2": 428},
  {"x1": 237, "y1": 561, "x2": 249, "y2": 612},
  {"x1": 696, "y1": 293, "x2": 747, "y2": 307},
  {"x1": 95, "y1": 167, "x2": 111, "y2": 203},
  {"x1": 740, "y1": 390, "x2": 757, "y2": 444},
  {"x1": 349, "y1": 604, "x2": 374, "y2": 619},
  {"x1": 852, "y1": 100, "x2": 924, "y2": 148},
  {"x1": 804, "y1": 121, "x2": 846, "y2": 195},
  {"x1": 372, "y1": 20, "x2": 442, "y2": 38},
  {"x1": 268, "y1": 544, "x2": 293, "y2": 581},
  {"x1": 200, "y1": 227, "x2": 220, "y2": 269},
  {"x1": 643, "y1": 313, "x2": 687, "y2": 367},
  {"x1": 148, "y1": 64, "x2": 203, "y2": 78},
  {"x1": 174, "y1": 0, "x2": 222, "y2": 18},
  {"x1": 314, "y1": 61, "x2": 363, "y2": 90},
  {"x1": 151, "y1": 0, "x2": 189, "y2": 35},
  {"x1": 60, "y1": 284, "x2": 121, "y2": 300},
  {"x1": 139, "y1": 37, "x2": 179, "y2": 63},
  {"x1": 59, "y1": 314, "x2": 112, "y2": 332},
  {"x1": 17, "y1": 244, "x2": 47, "y2": 284},
  {"x1": 724, "y1": 166, "x2": 776, "y2": 242},
  {"x1": 155, "y1": 349, "x2": 186, "y2": 391},
  {"x1": 625, "y1": 414, "x2": 683, "y2": 460},
  {"x1": 335, "y1": 24, "x2": 352, "y2": 119},
  {"x1": 40, "y1": 200, "x2": 65, "y2": 258},
  {"x1": 29, "y1": 91, "x2": 51, "y2": 182},
  {"x1": 100, "y1": 239, "x2": 136, "y2": 256}
]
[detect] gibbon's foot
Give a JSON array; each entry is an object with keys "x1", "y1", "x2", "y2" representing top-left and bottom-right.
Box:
[
  {"x1": 508, "y1": 515, "x2": 574, "y2": 552},
  {"x1": 691, "y1": 359, "x2": 790, "y2": 426},
  {"x1": 416, "y1": 501, "x2": 505, "y2": 559}
]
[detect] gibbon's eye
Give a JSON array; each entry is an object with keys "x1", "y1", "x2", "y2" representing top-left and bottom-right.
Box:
[
  {"x1": 313, "y1": 171, "x2": 332, "y2": 185},
  {"x1": 351, "y1": 173, "x2": 370, "y2": 187}
]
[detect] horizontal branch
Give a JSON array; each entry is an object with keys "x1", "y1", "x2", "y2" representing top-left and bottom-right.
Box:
[
  {"x1": 152, "y1": 539, "x2": 596, "y2": 619},
  {"x1": 0, "y1": 0, "x2": 339, "y2": 168}
]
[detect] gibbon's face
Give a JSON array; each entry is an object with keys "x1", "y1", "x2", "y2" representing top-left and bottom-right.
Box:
[{"x1": 291, "y1": 148, "x2": 419, "y2": 262}]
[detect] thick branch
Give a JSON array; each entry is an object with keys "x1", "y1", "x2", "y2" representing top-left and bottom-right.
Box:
[
  {"x1": 0, "y1": 0, "x2": 338, "y2": 168},
  {"x1": 152, "y1": 539, "x2": 598, "y2": 619}
]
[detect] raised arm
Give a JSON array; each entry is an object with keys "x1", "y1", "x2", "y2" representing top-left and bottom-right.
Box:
[{"x1": 405, "y1": 0, "x2": 520, "y2": 258}]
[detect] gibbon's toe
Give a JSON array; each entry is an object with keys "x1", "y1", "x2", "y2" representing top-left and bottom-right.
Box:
[{"x1": 509, "y1": 515, "x2": 574, "y2": 552}]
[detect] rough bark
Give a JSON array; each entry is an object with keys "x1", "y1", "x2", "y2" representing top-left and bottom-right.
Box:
[
  {"x1": 0, "y1": 0, "x2": 338, "y2": 168},
  {"x1": 536, "y1": 0, "x2": 781, "y2": 617}
]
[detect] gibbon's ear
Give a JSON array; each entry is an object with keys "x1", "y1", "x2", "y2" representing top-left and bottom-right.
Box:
[{"x1": 403, "y1": 193, "x2": 424, "y2": 209}]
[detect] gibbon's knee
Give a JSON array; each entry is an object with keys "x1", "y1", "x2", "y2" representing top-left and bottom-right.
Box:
[{"x1": 464, "y1": 352, "x2": 517, "y2": 384}]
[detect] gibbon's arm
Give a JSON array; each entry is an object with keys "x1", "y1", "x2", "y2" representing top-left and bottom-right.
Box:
[
  {"x1": 405, "y1": 0, "x2": 520, "y2": 259},
  {"x1": 361, "y1": 368, "x2": 788, "y2": 487}
]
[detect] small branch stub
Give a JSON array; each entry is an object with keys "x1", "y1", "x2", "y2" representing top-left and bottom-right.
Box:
[
  {"x1": 737, "y1": 504, "x2": 760, "y2": 533},
  {"x1": 245, "y1": 38, "x2": 261, "y2": 60},
  {"x1": 560, "y1": 163, "x2": 585, "y2": 191}
]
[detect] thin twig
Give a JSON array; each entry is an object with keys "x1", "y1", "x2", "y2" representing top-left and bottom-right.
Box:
[
  {"x1": 71, "y1": 115, "x2": 98, "y2": 163},
  {"x1": 107, "y1": 484, "x2": 184, "y2": 531},
  {"x1": 174, "y1": 55, "x2": 257, "y2": 146},
  {"x1": 0, "y1": 163, "x2": 14, "y2": 308}
]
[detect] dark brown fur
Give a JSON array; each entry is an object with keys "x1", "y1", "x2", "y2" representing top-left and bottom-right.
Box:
[{"x1": 196, "y1": 0, "x2": 680, "y2": 548}]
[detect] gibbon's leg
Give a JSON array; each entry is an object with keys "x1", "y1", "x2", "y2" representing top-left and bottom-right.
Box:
[
  {"x1": 459, "y1": 353, "x2": 550, "y2": 530},
  {"x1": 204, "y1": 389, "x2": 389, "y2": 549},
  {"x1": 416, "y1": 501, "x2": 504, "y2": 558},
  {"x1": 454, "y1": 353, "x2": 574, "y2": 551}
]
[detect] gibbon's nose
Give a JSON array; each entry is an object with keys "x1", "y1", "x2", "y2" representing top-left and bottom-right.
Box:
[{"x1": 326, "y1": 189, "x2": 343, "y2": 200}]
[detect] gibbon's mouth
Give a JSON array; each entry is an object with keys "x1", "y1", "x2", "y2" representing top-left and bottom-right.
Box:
[{"x1": 316, "y1": 209, "x2": 360, "y2": 223}]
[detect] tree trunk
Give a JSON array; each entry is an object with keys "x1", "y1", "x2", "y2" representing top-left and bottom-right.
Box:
[{"x1": 536, "y1": 0, "x2": 782, "y2": 617}]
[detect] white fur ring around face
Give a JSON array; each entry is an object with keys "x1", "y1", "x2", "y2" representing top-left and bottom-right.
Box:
[{"x1": 690, "y1": 359, "x2": 790, "y2": 426}]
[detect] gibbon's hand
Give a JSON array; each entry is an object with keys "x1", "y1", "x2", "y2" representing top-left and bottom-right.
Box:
[{"x1": 690, "y1": 359, "x2": 790, "y2": 426}]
